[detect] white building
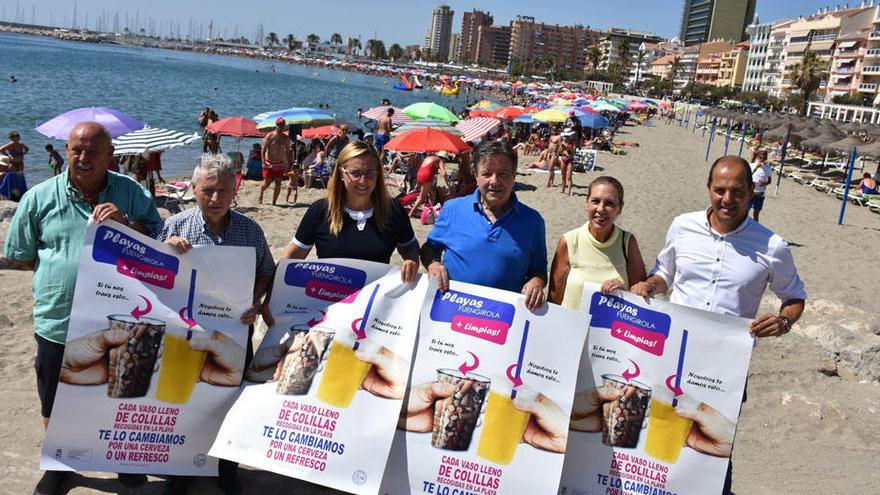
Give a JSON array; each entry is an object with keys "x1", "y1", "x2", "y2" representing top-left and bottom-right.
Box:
[
  {"x1": 429, "y1": 5, "x2": 455, "y2": 62},
  {"x1": 627, "y1": 39, "x2": 684, "y2": 87},
  {"x1": 743, "y1": 15, "x2": 772, "y2": 92}
]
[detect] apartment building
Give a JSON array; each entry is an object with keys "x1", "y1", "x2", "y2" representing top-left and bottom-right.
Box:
[
  {"x1": 679, "y1": 0, "x2": 756, "y2": 45},
  {"x1": 763, "y1": 19, "x2": 795, "y2": 96},
  {"x1": 428, "y1": 5, "x2": 454, "y2": 62},
  {"x1": 459, "y1": 9, "x2": 493, "y2": 63},
  {"x1": 597, "y1": 28, "x2": 665, "y2": 71},
  {"x1": 650, "y1": 53, "x2": 680, "y2": 79},
  {"x1": 744, "y1": 15, "x2": 772, "y2": 91},
  {"x1": 717, "y1": 41, "x2": 749, "y2": 87},
  {"x1": 628, "y1": 40, "x2": 684, "y2": 86},
  {"x1": 475, "y1": 24, "x2": 512, "y2": 67},
  {"x1": 509, "y1": 16, "x2": 602, "y2": 72},
  {"x1": 695, "y1": 52, "x2": 723, "y2": 85},
  {"x1": 675, "y1": 41, "x2": 733, "y2": 90}
]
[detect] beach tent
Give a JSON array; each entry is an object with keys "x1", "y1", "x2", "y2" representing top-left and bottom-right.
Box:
[
  {"x1": 111, "y1": 127, "x2": 200, "y2": 156},
  {"x1": 37, "y1": 107, "x2": 145, "y2": 139}
]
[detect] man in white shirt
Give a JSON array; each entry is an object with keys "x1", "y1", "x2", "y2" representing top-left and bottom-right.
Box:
[
  {"x1": 631, "y1": 155, "x2": 806, "y2": 494},
  {"x1": 749, "y1": 150, "x2": 772, "y2": 222}
]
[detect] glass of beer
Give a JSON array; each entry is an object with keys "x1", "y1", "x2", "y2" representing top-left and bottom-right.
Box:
[
  {"x1": 431, "y1": 369, "x2": 490, "y2": 451},
  {"x1": 106, "y1": 315, "x2": 165, "y2": 399},
  {"x1": 155, "y1": 327, "x2": 208, "y2": 404},
  {"x1": 316, "y1": 330, "x2": 376, "y2": 408},
  {"x1": 600, "y1": 374, "x2": 652, "y2": 448},
  {"x1": 276, "y1": 326, "x2": 335, "y2": 395},
  {"x1": 477, "y1": 381, "x2": 536, "y2": 465},
  {"x1": 645, "y1": 389, "x2": 697, "y2": 464}
]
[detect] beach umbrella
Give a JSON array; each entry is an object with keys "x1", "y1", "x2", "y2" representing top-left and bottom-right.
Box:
[
  {"x1": 253, "y1": 107, "x2": 335, "y2": 131},
  {"x1": 207, "y1": 117, "x2": 262, "y2": 138},
  {"x1": 36, "y1": 107, "x2": 145, "y2": 139},
  {"x1": 391, "y1": 119, "x2": 462, "y2": 136},
  {"x1": 578, "y1": 113, "x2": 610, "y2": 129},
  {"x1": 384, "y1": 128, "x2": 470, "y2": 154},
  {"x1": 455, "y1": 117, "x2": 502, "y2": 142},
  {"x1": 591, "y1": 102, "x2": 621, "y2": 113},
  {"x1": 578, "y1": 106, "x2": 599, "y2": 114},
  {"x1": 494, "y1": 107, "x2": 526, "y2": 120},
  {"x1": 823, "y1": 136, "x2": 864, "y2": 154},
  {"x1": 858, "y1": 141, "x2": 880, "y2": 159},
  {"x1": 513, "y1": 114, "x2": 537, "y2": 124},
  {"x1": 301, "y1": 125, "x2": 341, "y2": 140},
  {"x1": 111, "y1": 127, "x2": 200, "y2": 156},
  {"x1": 468, "y1": 109, "x2": 499, "y2": 118},
  {"x1": 361, "y1": 106, "x2": 413, "y2": 124},
  {"x1": 627, "y1": 101, "x2": 648, "y2": 110},
  {"x1": 532, "y1": 109, "x2": 570, "y2": 123},
  {"x1": 470, "y1": 100, "x2": 500, "y2": 110},
  {"x1": 402, "y1": 102, "x2": 459, "y2": 123}
]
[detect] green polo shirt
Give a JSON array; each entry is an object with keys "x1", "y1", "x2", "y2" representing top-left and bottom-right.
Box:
[{"x1": 4, "y1": 170, "x2": 163, "y2": 344}]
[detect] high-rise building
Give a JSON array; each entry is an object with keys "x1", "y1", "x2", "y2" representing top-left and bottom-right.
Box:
[
  {"x1": 743, "y1": 14, "x2": 773, "y2": 92},
  {"x1": 448, "y1": 32, "x2": 461, "y2": 62},
  {"x1": 509, "y1": 16, "x2": 602, "y2": 73},
  {"x1": 460, "y1": 9, "x2": 493, "y2": 63},
  {"x1": 679, "y1": 0, "x2": 757, "y2": 45},
  {"x1": 475, "y1": 24, "x2": 512, "y2": 67},
  {"x1": 429, "y1": 5, "x2": 455, "y2": 62}
]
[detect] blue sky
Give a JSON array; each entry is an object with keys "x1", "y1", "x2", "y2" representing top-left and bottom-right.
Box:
[{"x1": 0, "y1": 0, "x2": 843, "y2": 46}]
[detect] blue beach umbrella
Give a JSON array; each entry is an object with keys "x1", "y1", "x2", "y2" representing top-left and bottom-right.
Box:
[
  {"x1": 578, "y1": 113, "x2": 610, "y2": 129},
  {"x1": 513, "y1": 114, "x2": 537, "y2": 124}
]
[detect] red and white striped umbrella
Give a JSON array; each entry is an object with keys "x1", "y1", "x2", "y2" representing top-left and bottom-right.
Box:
[
  {"x1": 455, "y1": 117, "x2": 501, "y2": 143},
  {"x1": 361, "y1": 106, "x2": 413, "y2": 124}
]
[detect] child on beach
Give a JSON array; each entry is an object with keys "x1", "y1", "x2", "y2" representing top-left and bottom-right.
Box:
[
  {"x1": 285, "y1": 169, "x2": 299, "y2": 203},
  {"x1": 45, "y1": 144, "x2": 63, "y2": 175}
]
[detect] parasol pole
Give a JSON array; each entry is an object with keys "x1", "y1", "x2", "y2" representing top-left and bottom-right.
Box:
[
  {"x1": 705, "y1": 117, "x2": 717, "y2": 161},
  {"x1": 838, "y1": 146, "x2": 858, "y2": 225},
  {"x1": 774, "y1": 124, "x2": 792, "y2": 195},
  {"x1": 723, "y1": 119, "x2": 732, "y2": 155},
  {"x1": 738, "y1": 121, "x2": 749, "y2": 157},
  {"x1": 702, "y1": 113, "x2": 709, "y2": 137}
]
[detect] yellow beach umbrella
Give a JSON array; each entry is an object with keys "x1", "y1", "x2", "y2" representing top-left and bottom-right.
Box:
[{"x1": 532, "y1": 109, "x2": 570, "y2": 123}]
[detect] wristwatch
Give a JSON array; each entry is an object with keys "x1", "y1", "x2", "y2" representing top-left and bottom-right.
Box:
[{"x1": 777, "y1": 315, "x2": 793, "y2": 333}]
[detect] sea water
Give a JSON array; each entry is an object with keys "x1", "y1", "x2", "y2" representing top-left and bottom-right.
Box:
[{"x1": 0, "y1": 32, "x2": 463, "y2": 185}]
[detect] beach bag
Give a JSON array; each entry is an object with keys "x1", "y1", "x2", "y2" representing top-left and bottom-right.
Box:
[{"x1": 420, "y1": 203, "x2": 442, "y2": 225}]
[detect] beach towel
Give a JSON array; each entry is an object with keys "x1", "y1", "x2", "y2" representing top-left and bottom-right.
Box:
[
  {"x1": 420, "y1": 203, "x2": 441, "y2": 225},
  {"x1": 0, "y1": 172, "x2": 27, "y2": 201}
]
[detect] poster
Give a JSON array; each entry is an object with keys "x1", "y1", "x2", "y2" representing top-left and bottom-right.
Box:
[
  {"x1": 558, "y1": 283, "x2": 754, "y2": 495},
  {"x1": 381, "y1": 280, "x2": 588, "y2": 495},
  {"x1": 41, "y1": 220, "x2": 254, "y2": 475},
  {"x1": 211, "y1": 259, "x2": 428, "y2": 495}
]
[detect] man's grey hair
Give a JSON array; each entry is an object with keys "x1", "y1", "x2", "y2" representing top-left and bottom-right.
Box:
[{"x1": 192, "y1": 153, "x2": 235, "y2": 185}]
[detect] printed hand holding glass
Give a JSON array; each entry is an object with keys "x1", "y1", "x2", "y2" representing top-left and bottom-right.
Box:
[
  {"x1": 316, "y1": 330, "x2": 376, "y2": 408},
  {"x1": 477, "y1": 382, "x2": 537, "y2": 465},
  {"x1": 431, "y1": 369, "x2": 490, "y2": 451},
  {"x1": 645, "y1": 388, "x2": 698, "y2": 464},
  {"x1": 155, "y1": 326, "x2": 208, "y2": 404},
  {"x1": 600, "y1": 374, "x2": 652, "y2": 448},
  {"x1": 106, "y1": 315, "x2": 164, "y2": 398}
]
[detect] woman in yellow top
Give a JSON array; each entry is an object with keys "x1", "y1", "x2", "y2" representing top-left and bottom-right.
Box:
[{"x1": 549, "y1": 176, "x2": 647, "y2": 310}]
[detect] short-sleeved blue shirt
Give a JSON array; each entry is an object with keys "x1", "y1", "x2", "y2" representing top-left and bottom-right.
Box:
[{"x1": 426, "y1": 189, "x2": 547, "y2": 293}]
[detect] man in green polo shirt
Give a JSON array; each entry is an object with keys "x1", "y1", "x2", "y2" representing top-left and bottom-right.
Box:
[{"x1": 4, "y1": 122, "x2": 162, "y2": 495}]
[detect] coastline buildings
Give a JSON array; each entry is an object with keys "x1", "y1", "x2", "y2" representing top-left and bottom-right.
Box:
[
  {"x1": 459, "y1": 9, "x2": 493, "y2": 63},
  {"x1": 627, "y1": 39, "x2": 684, "y2": 86},
  {"x1": 680, "y1": 0, "x2": 756, "y2": 45},
  {"x1": 428, "y1": 5, "x2": 454, "y2": 62},
  {"x1": 476, "y1": 24, "x2": 512, "y2": 67},
  {"x1": 508, "y1": 16, "x2": 602, "y2": 73},
  {"x1": 597, "y1": 28, "x2": 664, "y2": 71}
]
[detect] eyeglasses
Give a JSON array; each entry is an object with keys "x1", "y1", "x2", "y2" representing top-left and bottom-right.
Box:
[{"x1": 342, "y1": 169, "x2": 378, "y2": 180}]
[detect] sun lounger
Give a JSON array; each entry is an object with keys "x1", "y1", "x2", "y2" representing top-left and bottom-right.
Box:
[{"x1": 833, "y1": 188, "x2": 866, "y2": 207}]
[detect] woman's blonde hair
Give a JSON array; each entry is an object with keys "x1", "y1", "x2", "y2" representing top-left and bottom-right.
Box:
[{"x1": 326, "y1": 141, "x2": 392, "y2": 236}]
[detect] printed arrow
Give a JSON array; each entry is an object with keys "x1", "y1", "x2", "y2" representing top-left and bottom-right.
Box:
[
  {"x1": 666, "y1": 374, "x2": 684, "y2": 397},
  {"x1": 350, "y1": 284, "x2": 381, "y2": 344},
  {"x1": 506, "y1": 363, "x2": 523, "y2": 387},
  {"x1": 458, "y1": 352, "x2": 480, "y2": 374},
  {"x1": 178, "y1": 269, "x2": 199, "y2": 337},
  {"x1": 622, "y1": 359, "x2": 640, "y2": 382},
  {"x1": 178, "y1": 307, "x2": 198, "y2": 329},
  {"x1": 130, "y1": 295, "x2": 152, "y2": 320},
  {"x1": 307, "y1": 310, "x2": 327, "y2": 327}
]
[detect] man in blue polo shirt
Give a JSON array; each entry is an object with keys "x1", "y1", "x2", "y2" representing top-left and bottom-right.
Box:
[
  {"x1": 421, "y1": 140, "x2": 547, "y2": 309},
  {"x1": 4, "y1": 122, "x2": 162, "y2": 495}
]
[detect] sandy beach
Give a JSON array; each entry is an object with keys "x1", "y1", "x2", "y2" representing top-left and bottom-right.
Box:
[{"x1": 1, "y1": 120, "x2": 879, "y2": 494}]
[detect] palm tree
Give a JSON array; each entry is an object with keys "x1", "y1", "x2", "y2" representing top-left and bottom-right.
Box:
[
  {"x1": 285, "y1": 34, "x2": 297, "y2": 51},
  {"x1": 587, "y1": 46, "x2": 603, "y2": 71},
  {"x1": 306, "y1": 33, "x2": 320, "y2": 44},
  {"x1": 617, "y1": 41, "x2": 630, "y2": 67},
  {"x1": 388, "y1": 43, "x2": 404, "y2": 61},
  {"x1": 423, "y1": 47, "x2": 433, "y2": 62},
  {"x1": 667, "y1": 56, "x2": 682, "y2": 82},
  {"x1": 347, "y1": 37, "x2": 362, "y2": 56},
  {"x1": 789, "y1": 49, "x2": 828, "y2": 114},
  {"x1": 265, "y1": 32, "x2": 279, "y2": 48},
  {"x1": 633, "y1": 49, "x2": 647, "y2": 88},
  {"x1": 365, "y1": 39, "x2": 386, "y2": 60},
  {"x1": 330, "y1": 33, "x2": 342, "y2": 46}
]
